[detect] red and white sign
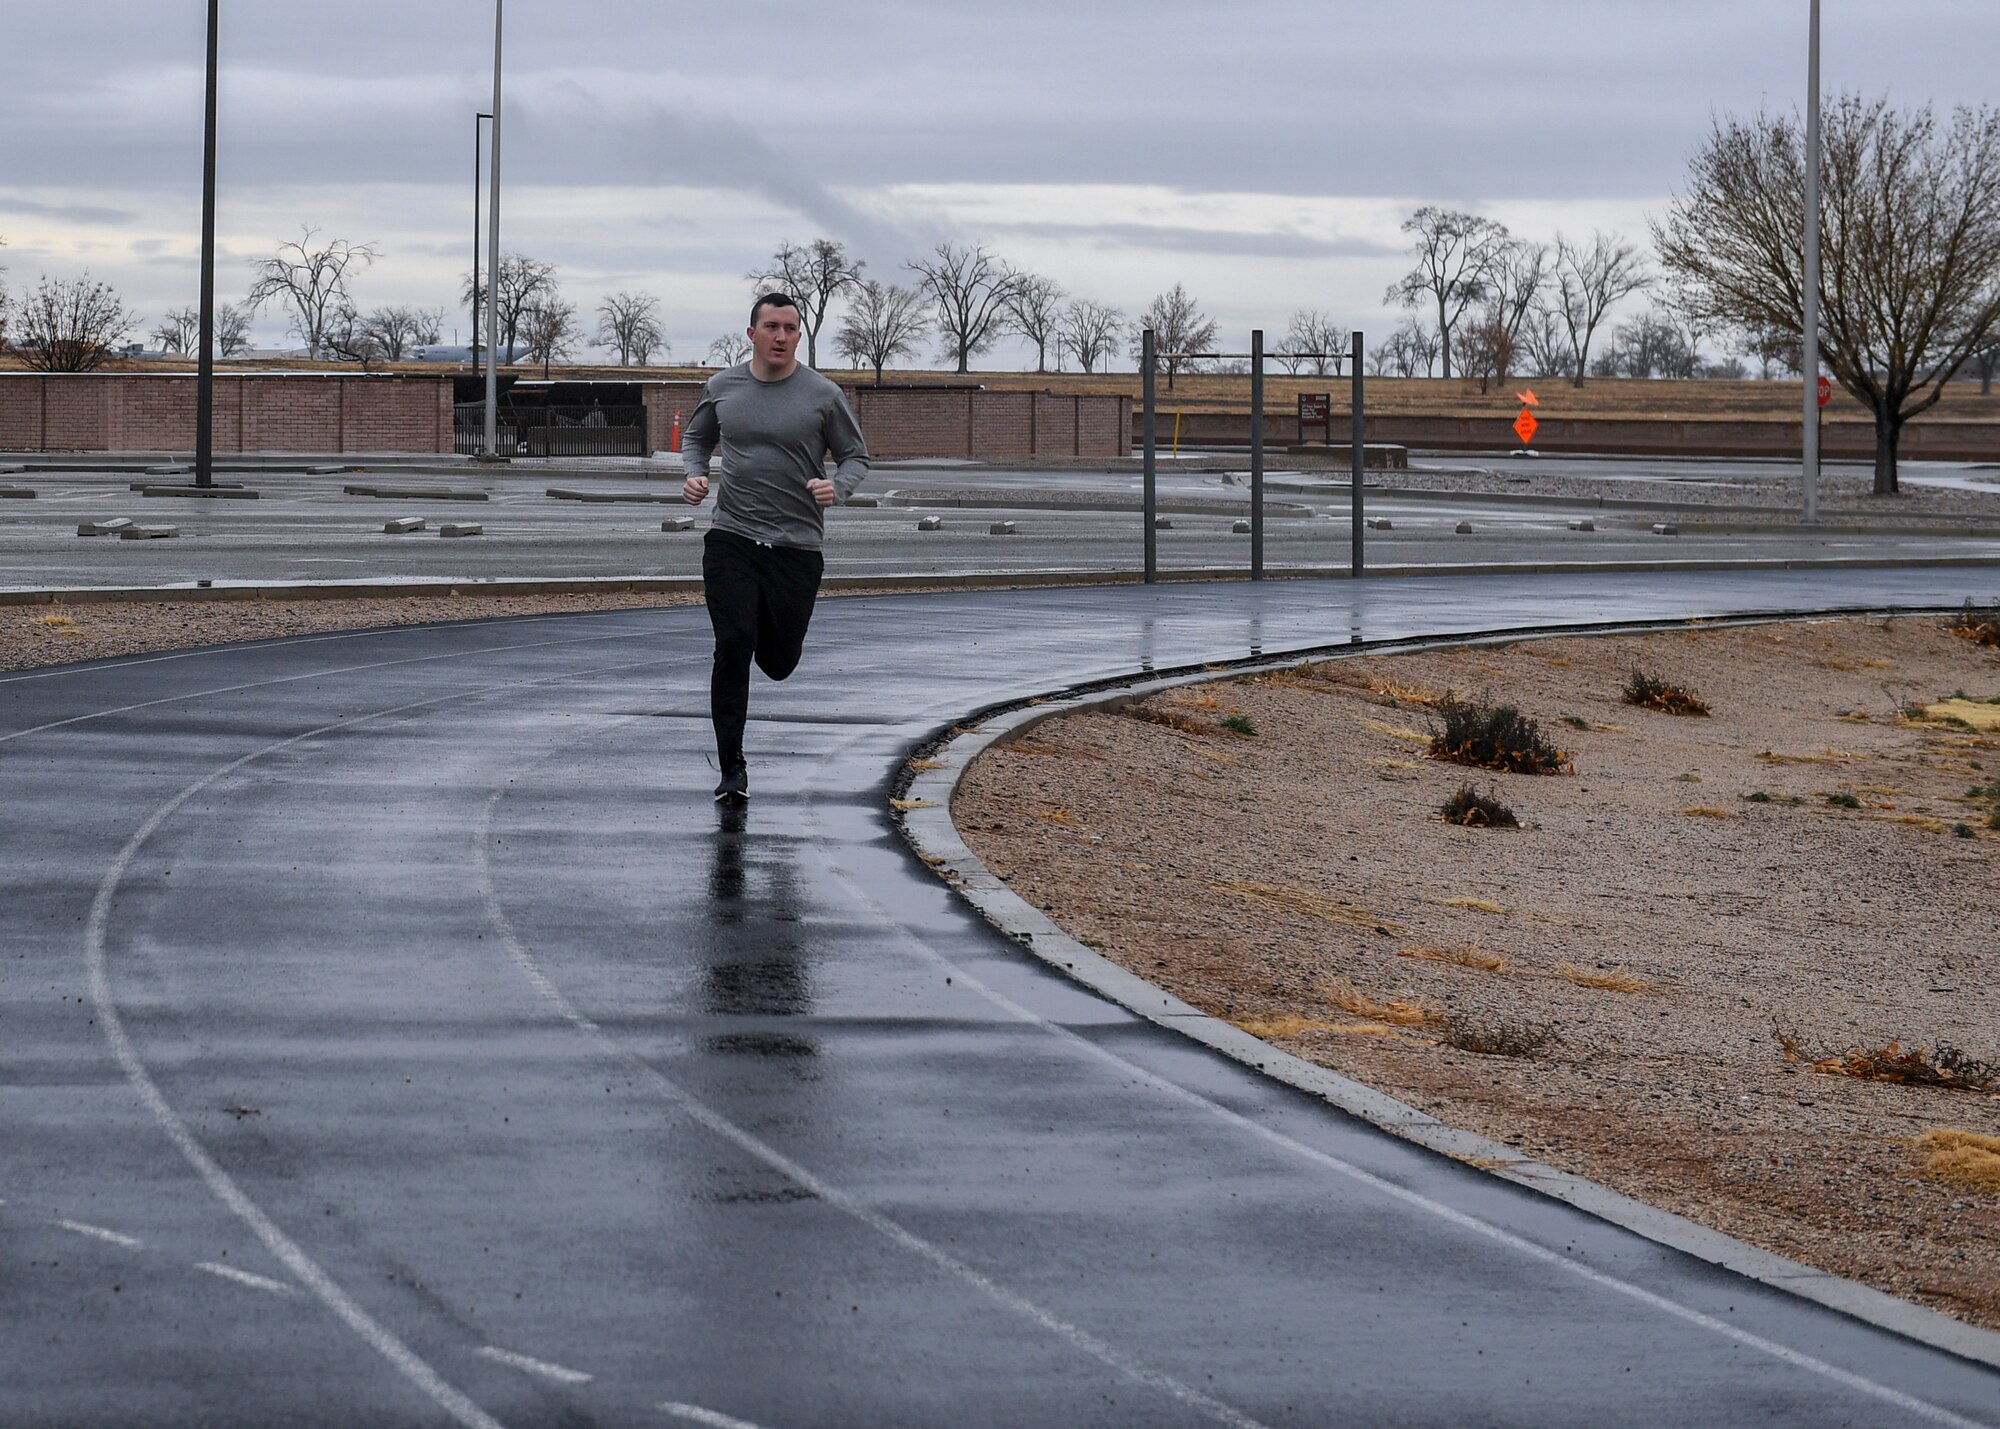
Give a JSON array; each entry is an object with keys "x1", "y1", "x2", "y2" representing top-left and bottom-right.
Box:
[{"x1": 1817, "y1": 375, "x2": 1833, "y2": 408}]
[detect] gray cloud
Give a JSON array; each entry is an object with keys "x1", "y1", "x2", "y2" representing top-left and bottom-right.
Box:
[
  {"x1": 0, "y1": 195, "x2": 138, "y2": 225},
  {"x1": 987, "y1": 221, "x2": 1403, "y2": 261}
]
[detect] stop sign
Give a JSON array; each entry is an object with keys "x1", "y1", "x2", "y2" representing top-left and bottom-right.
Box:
[{"x1": 1817, "y1": 375, "x2": 1833, "y2": 408}]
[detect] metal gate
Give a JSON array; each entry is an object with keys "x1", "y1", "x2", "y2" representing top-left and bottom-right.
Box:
[{"x1": 453, "y1": 402, "x2": 647, "y2": 457}]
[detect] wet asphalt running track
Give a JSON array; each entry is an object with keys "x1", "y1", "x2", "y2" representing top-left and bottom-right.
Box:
[{"x1": 6, "y1": 568, "x2": 2000, "y2": 1428}]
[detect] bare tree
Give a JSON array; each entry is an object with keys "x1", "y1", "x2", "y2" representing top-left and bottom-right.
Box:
[
  {"x1": 907, "y1": 241, "x2": 1022, "y2": 374},
  {"x1": 1593, "y1": 307, "x2": 1700, "y2": 379},
  {"x1": 1658, "y1": 96, "x2": 2000, "y2": 493},
  {"x1": 1386, "y1": 207, "x2": 1509, "y2": 380},
  {"x1": 1736, "y1": 324, "x2": 1802, "y2": 380},
  {"x1": 150, "y1": 306, "x2": 201, "y2": 354},
  {"x1": 1543, "y1": 230, "x2": 1651, "y2": 390},
  {"x1": 1516, "y1": 305, "x2": 1574, "y2": 380},
  {"x1": 747, "y1": 239, "x2": 862, "y2": 369},
  {"x1": 245, "y1": 227, "x2": 378, "y2": 358},
  {"x1": 1281, "y1": 310, "x2": 1348, "y2": 377},
  {"x1": 520, "y1": 297, "x2": 580, "y2": 378},
  {"x1": 1059, "y1": 299, "x2": 1123, "y2": 375},
  {"x1": 835, "y1": 279, "x2": 930, "y2": 385},
  {"x1": 707, "y1": 332, "x2": 751, "y2": 367},
  {"x1": 1367, "y1": 317, "x2": 1441, "y2": 378},
  {"x1": 461, "y1": 253, "x2": 556, "y2": 363},
  {"x1": 15, "y1": 272, "x2": 133, "y2": 371},
  {"x1": 1970, "y1": 336, "x2": 2000, "y2": 396},
  {"x1": 0, "y1": 236, "x2": 9, "y2": 352},
  {"x1": 596, "y1": 291, "x2": 665, "y2": 366},
  {"x1": 323, "y1": 305, "x2": 385, "y2": 371},
  {"x1": 354, "y1": 305, "x2": 443, "y2": 361},
  {"x1": 1001, "y1": 272, "x2": 1066, "y2": 374},
  {"x1": 1135, "y1": 283, "x2": 1217, "y2": 391}
]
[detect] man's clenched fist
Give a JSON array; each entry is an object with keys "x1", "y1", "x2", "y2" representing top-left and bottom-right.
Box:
[{"x1": 682, "y1": 474, "x2": 709, "y2": 505}]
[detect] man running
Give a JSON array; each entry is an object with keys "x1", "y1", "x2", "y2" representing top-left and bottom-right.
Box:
[{"x1": 681, "y1": 292, "x2": 870, "y2": 804}]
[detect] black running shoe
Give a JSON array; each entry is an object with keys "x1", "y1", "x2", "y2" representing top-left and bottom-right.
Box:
[{"x1": 713, "y1": 763, "x2": 749, "y2": 804}]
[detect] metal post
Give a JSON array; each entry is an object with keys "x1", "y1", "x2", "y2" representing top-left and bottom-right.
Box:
[
  {"x1": 481, "y1": 0, "x2": 504, "y2": 460},
  {"x1": 1142, "y1": 328, "x2": 1157, "y2": 585},
  {"x1": 1801, "y1": 0, "x2": 1821, "y2": 523},
  {"x1": 472, "y1": 112, "x2": 490, "y2": 380},
  {"x1": 1351, "y1": 330, "x2": 1365, "y2": 576},
  {"x1": 1249, "y1": 328, "x2": 1264, "y2": 580},
  {"x1": 193, "y1": 0, "x2": 218, "y2": 488}
]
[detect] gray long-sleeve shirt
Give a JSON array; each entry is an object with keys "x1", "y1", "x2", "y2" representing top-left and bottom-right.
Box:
[{"x1": 682, "y1": 363, "x2": 869, "y2": 550}]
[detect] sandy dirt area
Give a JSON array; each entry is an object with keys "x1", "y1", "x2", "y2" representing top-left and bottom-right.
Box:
[{"x1": 954, "y1": 612, "x2": 2000, "y2": 1330}]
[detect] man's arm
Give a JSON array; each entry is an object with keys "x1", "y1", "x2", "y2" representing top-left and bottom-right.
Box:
[
  {"x1": 680, "y1": 385, "x2": 721, "y2": 504},
  {"x1": 822, "y1": 389, "x2": 870, "y2": 502}
]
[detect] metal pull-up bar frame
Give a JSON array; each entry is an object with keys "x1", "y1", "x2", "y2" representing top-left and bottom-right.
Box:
[{"x1": 1139, "y1": 328, "x2": 1367, "y2": 585}]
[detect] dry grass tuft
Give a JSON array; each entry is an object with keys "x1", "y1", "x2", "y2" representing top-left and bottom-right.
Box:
[
  {"x1": 906, "y1": 757, "x2": 944, "y2": 772},
  {"x1": 1399, "y1": 941, "x2": 1508, "y2": 972},
  {"x1": 1231, "y1": 1013, "x2": 1332, "y2": 1039},
  {"x1": 1679, "y1": 806, "x2": 1733, "y2": 819},
  {"x1": 1208, "y1": 879, "x2": 1400, "y2": 933},
  {"x1": 1124, "y1": 703, "x2": 1210, "y2": 737},
  {"x1": 1321, "y1": 976, "x2": 1434, "y2": 1027},
  {"x1": 1032, "y1": 807, "x2": 1079, "y2": 826},
  {"x1": 1816, "y1": 656, "x2": 1894, "y2": 672},
  {"x1": 1912, "y1": 1129, "x2": 2000, "y2": 1193},
  {"x1": 1757, "y1": 746, "x2": 1865, "y2": 766},
  {"x1": 1887, "y1": 813, "x2": 1950, "y2": 833},
  {"x1": 1623, "y1": 668, "x2": 1711, "y2": 716},
  {"x1": 1000, "y1": 739, "x2": 1103, "y2": 761},
  {"x1": 1364, "y1": 675, "x2": 1451, "y2": 707},
  {"x1": 1557, "y1": 962, "x2": 1658, "y2": 994},
  {"x1": 1947, "y1": 599, "x2": 2000, "y2": 647},
  {"x1": 1358, "y1": 715, "x2": 1432, "y2": 745},
  {"x1": 1440, "y1": 783, "x2": 1519, "y2": 827},
  {"x1": 30, "y1": 612, "x2": 79, "y2": 629},
  {"x1": 1775, "y1": 1022, "x2": 2000, "y2": 1092}
]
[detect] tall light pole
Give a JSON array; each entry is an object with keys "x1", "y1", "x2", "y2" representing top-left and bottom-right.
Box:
[
  {"x1": 194, "y1": 0, "x2": 219, "y2": 489},
  {"x1": 480, "y1": 0, "x2": 504, "y2": 459},
  {"x1": 472, "y1": 111, "x2": 491, "y2": 379},
  {"x1": 1801, "y1": 0, "x2": 1822, "y2": 522}
]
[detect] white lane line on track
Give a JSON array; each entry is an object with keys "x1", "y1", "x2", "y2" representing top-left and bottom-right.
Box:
[
  {"x1": 80, "y1": 648, "x2": 699, "y2": 1429},
  {"x1": 0, "y1": 624, "x2": 643, "y2": 748},
  {"x1": 472, "y1": 738, "x2": 1276, "y2": 1429},
  {"x1": 58, "y1": 1218, "x2": 143, "y2": 1248},
  {"x1": 476, "y1": 1346, "x2": 593, "y2": 1385},
  {"x1": 196, "y1": 1261, "x2": 298, "y2": 1296},
  {"x1": 791, "y1": 722, "x2": 2000, "y2": 1429},
  {"x1": 658, "y1": 1401, "x2": 771, "y2": 1429}
]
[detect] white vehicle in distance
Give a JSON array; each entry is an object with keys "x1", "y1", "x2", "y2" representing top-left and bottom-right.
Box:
[{"x1": 411, "y1": 343, "x2": 529, "y2": 363}]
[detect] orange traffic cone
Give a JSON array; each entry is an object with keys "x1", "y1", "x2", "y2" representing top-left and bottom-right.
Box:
[{"x1": 671, "y1": 410, "x2": 682, "y2": 452}]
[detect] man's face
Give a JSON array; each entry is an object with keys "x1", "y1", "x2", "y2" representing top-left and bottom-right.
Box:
[{"x1": 748, "y1": 304, "x2": 801, "y2": 369}]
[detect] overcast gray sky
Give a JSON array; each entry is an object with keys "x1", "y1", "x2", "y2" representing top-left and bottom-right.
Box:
[{"x1": 4, "y1": 1, "x2": 1997, "y2": 364}]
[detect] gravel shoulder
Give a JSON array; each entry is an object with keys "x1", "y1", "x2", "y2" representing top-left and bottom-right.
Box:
[{"x1": 953, "y1": 614, "x2": 2000, "y2": 1331}]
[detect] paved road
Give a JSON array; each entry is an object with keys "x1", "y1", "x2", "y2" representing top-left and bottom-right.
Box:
[
  {"x1": 7, "y1": 569, "x2": 2000, "y2": 1427},
  {"x1": 4, "y1": 464, "x2": 1999, "y2": 591}
]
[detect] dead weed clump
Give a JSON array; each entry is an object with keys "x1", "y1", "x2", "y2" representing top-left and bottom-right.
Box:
[
  {"x1": 1438, "y1": 1011, "x2": 1562, "y2": 1058},
  {"x1": 1208, "y1": 879, "x2": 1400, "y2": 934},
  {"x1": 1398, "y1": 941, "x2": 1508, "y2": 972},
  {"x1": 1947, "y1": 599, "x2": 2000, "y2": 647},
  {"x1": 1123, "y1": 702, "x2": 1211, "y2": 737},
  {"x1": 1427, "y1": 696, "x2": 1573, "y2": 775},
  {"x1": 1439, "y1": 783, "x2": 1519, "y2": 827},
  {"x1": 1775, "y1": 1021, "x2": 2000, "y2": 1093},
  {"x1": 1622, "y1": 667, "x2": 1712, "y2": 716},
  {"x1": 1321, "y1": 976, "x2": 1434, "y2": 1028},
  {"x1": 1911, "y1": 1129, "x2": 2000, "y2": 1194},
  {"x1": 1556, "y1": 962, "x2": 1658, "y2": 994}
]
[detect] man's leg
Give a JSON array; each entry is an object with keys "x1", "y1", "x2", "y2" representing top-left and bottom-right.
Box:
[
  {"x1": 751, "y1": 544, "x2": 826, "y2": 683},
  {"x1": 702, "y1": 530, "x2": 763, "y2": 782}
]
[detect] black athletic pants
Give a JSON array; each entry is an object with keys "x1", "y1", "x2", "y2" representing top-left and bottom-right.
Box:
[{"x1": 702, "y1": 527, "x2": 825, "y2": 771}]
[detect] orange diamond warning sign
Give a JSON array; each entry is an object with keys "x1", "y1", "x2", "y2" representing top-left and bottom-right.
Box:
[{"x1": 1513, "y1": 408, "x2": 1539, "y2": 445}]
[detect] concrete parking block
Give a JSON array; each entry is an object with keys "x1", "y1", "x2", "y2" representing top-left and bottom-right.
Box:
[
  {"x1": 917, "y1": 515, "x2": 943, "y2": 531},
  {"x1": 1569, "y1": 518, "x2": 1596, "y2": 531},
  {"x1": 989, "y1": 520, "x2": 1017, "y2": 535},
  {"x1": 844, "y1": 495, "x2": 879, "y2": 508},
  {"x1": 118, "y1": 525, "x2": 179, "y2": 540},
  {"x1": 1231, "y1": 519, "x2": 1252, "y2": 534},
  {"x1": 1154, "y1": 516, "x2": 1173, "y2": 529},
  {"x1": 1455, "y1": 521, "x2": 1475, "y2": 534},
  {"x1": 1366, "y1": 517, "x2": 1392, "y2": 530},
  {"x1": 77, "y1": 518, "x2": 135, "y2": 537},
  {"x1": 1653, "y1": 523, "x2": 1680, "y2": 536},
  {"x1": 144, "y1": 464, "x2": 191, "y2": 477},
  {"x1": 439, "y1": 522, "x2": 484, "y2": 538},
  {"x1": 344, "y1": 484, "x2": 489, "y2": 501},
  {"x1": 305, "y1": 465, "x2": 347, "y2": 476},
  {"x1": 0, "y1": 485, "x2": 35, "y2": 499},
  {"x1": 383, "y1": 517, "x2": 426, "y2": 534},
  {"x1": 660, "y1": 516, "x2": 694, "y2": 532},
  {"x1": 0, "y1": 463, "x2": 24, "y2": 475},
  {"x1": 547, "y1": 487, "x2": 681, "y2": 504}
]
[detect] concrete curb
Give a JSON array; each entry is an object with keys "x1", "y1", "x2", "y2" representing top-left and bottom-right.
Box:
[
  {"x1": 8, "y1": 554, "x2": 2000, "y2": 609},
  {"x1": 892, "y1": 610, "x2": 2000, "y2": 1374}
]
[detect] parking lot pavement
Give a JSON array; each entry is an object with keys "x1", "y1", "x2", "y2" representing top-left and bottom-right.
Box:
[{"x1": 4, "y1": 464, "x2": 1999, "y2": 592}]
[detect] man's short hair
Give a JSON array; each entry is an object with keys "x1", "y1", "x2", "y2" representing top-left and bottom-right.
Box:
[{"x1": 750, "y1": 292, "x2": 800, "y2": 326}]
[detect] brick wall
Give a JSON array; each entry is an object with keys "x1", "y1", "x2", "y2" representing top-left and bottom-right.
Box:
[
  {"x1": 0, "y1": 374, "x2": 454, "y2": 453},
  {"x1": 0, "y1": 373, "x2": 1130, "y2": 459}
]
